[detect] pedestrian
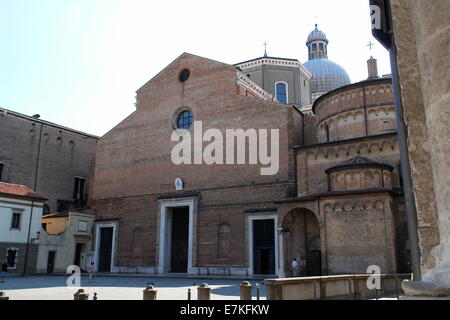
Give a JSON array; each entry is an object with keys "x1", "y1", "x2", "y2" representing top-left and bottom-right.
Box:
[
  {"x1": 1, "y1": 260, "x2": 8, "y2": 282},
  {"x1": 291, "y1": 258, "x2": 299, "y2": 277},
  {"x1": 88, "y1": 262, "x2": 96, "y2": 283}
]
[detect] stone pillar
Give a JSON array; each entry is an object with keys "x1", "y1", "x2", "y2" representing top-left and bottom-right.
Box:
[
  {"x1": 278, "y1": 228, "x2": 286, "y2": 278},
  {"x1": 143, "y1": 285, "x2": 157, "y2": 300},
  {"x1": 0, "y1": 292, "x2": 9, "y2": 300},
  {"x1": 73, "y1": 289, "x2": 89, "y2": 300},
  {"x1": 240, "y1": 281, "x2": 252, "y2": 300},
  {"x1": 389, "y1": 0, "x2": 450, "y2": 297},
  {"x1": 197, "y1": 283, "x2": 211, "y2": 300}
]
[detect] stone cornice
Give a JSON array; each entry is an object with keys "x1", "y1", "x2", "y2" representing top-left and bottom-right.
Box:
[
  {"x1": 235, "y1": 57, "x2": 312, "y2": 80},
  {"x1": 236, "y1": 72, "x2": 274, "y2": 101}
]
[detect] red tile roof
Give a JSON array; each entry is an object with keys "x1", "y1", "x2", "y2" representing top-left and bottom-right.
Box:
[{"x1": 0, "y1": 182, "x2": 47, "y2": 201}]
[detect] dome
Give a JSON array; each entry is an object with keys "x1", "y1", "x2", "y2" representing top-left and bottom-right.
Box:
[
  {"x1": 306, "y1": 25, "x2": 328, "y2": 45},
  {"x1": 303, "y1": 58, "x2": 351, "y2": 94}
]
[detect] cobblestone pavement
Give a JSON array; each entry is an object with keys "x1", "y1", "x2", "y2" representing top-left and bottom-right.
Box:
[{"x1": 0, "y1": 275, "x2": 267, "y2": 300}]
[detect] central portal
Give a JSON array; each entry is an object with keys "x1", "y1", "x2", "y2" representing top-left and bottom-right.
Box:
[{"x1": 170, "y1": 207, "x2": 189, "y2": 273}]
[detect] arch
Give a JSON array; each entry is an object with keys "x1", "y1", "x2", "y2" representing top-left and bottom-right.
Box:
[
  {"x1": 282, "y1": 207, "x2": 323, "y2": 276},
  {"x1": 325, "y1": 147, "x2": 337, "y2": 159}
]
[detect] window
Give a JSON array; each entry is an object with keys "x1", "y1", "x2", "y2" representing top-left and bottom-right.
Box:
[
  {"x1": 10, "y1": 211, "x2": 22, "y2": 229},
  {"x1": 275, "y1": 82, "x2": 288, "y2": 104},
  {"x1": 6, "y1": 248, "x2": 18, "y2": 268},
  {"x1": 325, "y1": 124, "x2": 330, "y2": 142},
  {"x1": 177, "y1": 110, "x2": 193, "y2": 129},
  {"x1": 73, "y1": 177, "x2": 86, "y2": 200},
  {"x1": 178, "y1": 69, "x2": 190, "y2": 82},
  {"x1": 0, "y1": 163, "x2": 3, "y2": 181}
]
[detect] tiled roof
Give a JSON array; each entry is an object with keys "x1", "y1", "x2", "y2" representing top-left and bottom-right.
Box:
[{"x1": 0, "y1": 182, "x2": 47, "y2": 200}]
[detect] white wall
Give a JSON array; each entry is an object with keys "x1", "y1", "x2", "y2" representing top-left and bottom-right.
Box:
[{"x1": 0, "y1": 196, "x2": 43, "y2": 244}]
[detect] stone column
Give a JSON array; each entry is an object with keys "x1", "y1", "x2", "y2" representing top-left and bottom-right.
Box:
[
  {"x1": 143, "y1": 285, "x2": 157, "y2": 300},
  {"x1": 197, "y1": 283, "x2": 211, "y2": 300},
  {"x1": 240, "y1": 281, "x2": 252, "y2": 300},
  {"x1": 278, "y1": 228, "x2": 286, "y2": 278},
  {"x1": 73, "y1": 289, "x2": 89, "y2": 300},
  {"x1": 390, "y1": 0, "x2": 450, "y2": 297}
]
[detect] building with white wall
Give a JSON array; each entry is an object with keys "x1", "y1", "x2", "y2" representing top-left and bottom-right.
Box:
[{"x1": 0, "y1": 182, "x2": 45, "y2": 274}]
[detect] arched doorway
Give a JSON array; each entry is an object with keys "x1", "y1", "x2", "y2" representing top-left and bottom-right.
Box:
[{"x1": 282, "y1": 208, "x2": 322, "y2": 276}]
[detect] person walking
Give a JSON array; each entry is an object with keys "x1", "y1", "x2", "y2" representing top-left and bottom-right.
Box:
[
  {"x1": 291, "y1": 258, "x2": 299, "y2": 277},
  {"x1": 88, "y1": 262, "x2": 96, "y2": 283},
  {"x1": 1, "y1": 260, "x2": 8, "y2": 282}
]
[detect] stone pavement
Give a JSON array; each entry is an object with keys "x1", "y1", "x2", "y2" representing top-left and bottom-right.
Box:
[{"x1": 0, "y1": 275, "x2": 267, "y2": 300}]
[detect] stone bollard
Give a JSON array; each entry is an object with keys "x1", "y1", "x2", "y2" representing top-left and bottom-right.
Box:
[
  {"x1": 197, "y1": 283, "x2": 211, "y2": 300},
  {"x1": 143, "y1": 285, "x2": 157, "y2": 300},
  {"x1": 74, "y1": 289, "x2": 89, "y2": 300},
  {"x1": 240, "y1": 281, "x2": 252, "y2": 300},
  {"x1": 0, "y1": 292, "x2": 9, "y2": 300}
]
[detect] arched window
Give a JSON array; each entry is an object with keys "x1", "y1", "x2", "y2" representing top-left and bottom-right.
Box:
[
  {"x1": 176, "y1": 110, "x2": 193, "y2": 129},
  {"x1": 275, "y1": 82, "x2": 288, "y2": 104},
  {"x1": 325, "y1": 124, "x2": 330, "y2": 142}
]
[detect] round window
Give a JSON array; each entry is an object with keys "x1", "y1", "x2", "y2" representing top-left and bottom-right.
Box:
[
  {"x1": 177, "y1": 110, "x2": 193, "y2": 129},
  {"x1": 179, "y1": 69, "x2": 190, "y2": 82}
]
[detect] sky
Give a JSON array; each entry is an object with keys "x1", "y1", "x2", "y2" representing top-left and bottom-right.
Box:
[{"x1": 0, "y1": 0, "x2": 391, "y2": 137}]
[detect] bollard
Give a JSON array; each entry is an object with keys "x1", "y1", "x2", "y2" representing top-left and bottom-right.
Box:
[
  {"x1": 240, "y1": 281, "x2": 252, "y2": 300},
  {"x1": 187, "y1": 288, "x2": 192, "y2": 300},
  {"x1": 0, "y1": 292, "x2": 9, "y2": 301},
  {"x1": 143, "y1": 285, "x2": 157, "y2": 300},
  {"x1": 74, "y1": 289, "x2": 89, "y2": 300},
  {"x1": 255, "y1": 284, "x2": 260, "y2": 300},
  {"x1": 197, "y1": 283, "x2": 211, "y2": 300}
]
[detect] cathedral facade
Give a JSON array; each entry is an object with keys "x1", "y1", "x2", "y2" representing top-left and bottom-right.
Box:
[{"x1": 89, "y1": 27, "x2": 410, "y2": 277}]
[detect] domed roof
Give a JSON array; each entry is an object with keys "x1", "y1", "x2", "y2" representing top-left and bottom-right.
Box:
[
  {"x1": 303, "y1": 58, "x2": 351, "y2": 94},
  {"x1": 306, "y1": 25, "x2": 328, "y2": 45}
]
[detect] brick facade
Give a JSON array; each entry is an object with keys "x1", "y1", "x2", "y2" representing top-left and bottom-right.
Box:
[{"x1": 90, "y1": 53, "x2": 408, "y2": 276}]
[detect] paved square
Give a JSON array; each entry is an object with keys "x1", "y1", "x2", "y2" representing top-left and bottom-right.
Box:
[{"x1": 0, "y1": 275, "x2": 267, "y2": 300}]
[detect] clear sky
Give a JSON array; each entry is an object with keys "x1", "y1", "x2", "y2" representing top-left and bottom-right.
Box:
[{"x1": 0, "y1": 0, "x2": 391, "y2": 137}]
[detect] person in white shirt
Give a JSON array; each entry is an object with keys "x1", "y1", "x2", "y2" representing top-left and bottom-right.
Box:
[{"x1": 291, "y1": 258, "x2": 299, "y2": 277}]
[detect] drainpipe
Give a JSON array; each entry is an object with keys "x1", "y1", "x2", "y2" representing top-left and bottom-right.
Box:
[
  {"x1": 389, "y1": 41, "x2": 421, "y2": 281},
  {"x1": 369, "y1": 0, "x2": 421, "y2": 282},
  {"x1": 23, "y1": 123, "x2": 44, "y2": 276},
  {"x1": 22, "y1": 200, "x2": 35, "y2": 276}
]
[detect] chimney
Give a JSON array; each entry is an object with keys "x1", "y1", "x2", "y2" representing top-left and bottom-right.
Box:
[{"x1": 367, "y1": 56, "x2": 379, "y2": 79}]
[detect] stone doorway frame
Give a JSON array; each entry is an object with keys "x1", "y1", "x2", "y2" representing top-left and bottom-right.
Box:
[
  {"x1": 157, "y1": 198, "x2": 197, "y2": 274},
  {"x1": 247, "y1": 214, "x2": 280, "y2": 276}
]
